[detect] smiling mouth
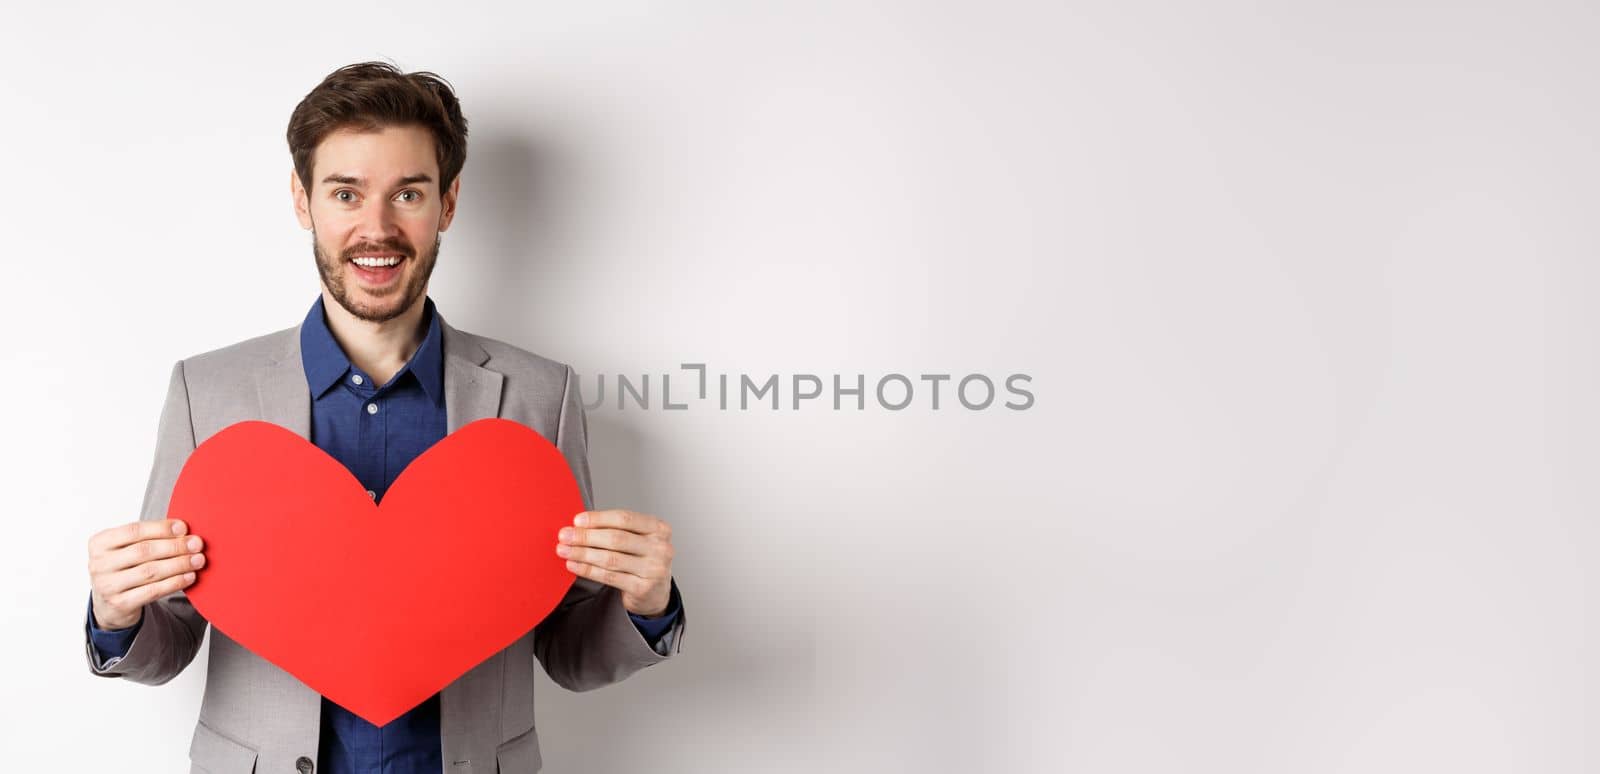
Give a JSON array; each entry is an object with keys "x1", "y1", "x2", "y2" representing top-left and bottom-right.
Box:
[{"x1": 347, "y1": 254, "x2": 407, "y2": 284}]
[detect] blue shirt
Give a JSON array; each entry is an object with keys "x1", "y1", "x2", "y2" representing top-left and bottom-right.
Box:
[{"x1": 88, "y1": 294, "x2": 679, "y2": 773}]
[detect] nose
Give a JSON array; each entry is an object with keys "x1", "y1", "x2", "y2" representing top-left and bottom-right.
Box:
[{"x1": 354, "y1": 198, "x2": 401, "y2": 244}]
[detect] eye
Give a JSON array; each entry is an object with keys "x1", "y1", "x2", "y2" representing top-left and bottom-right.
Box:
[
  {"x1": 396, "y1": 190, "x2": 421, "y2": 203},
  {"x1": 334, "y1": 189, "x2": 359, "y2": 203}
]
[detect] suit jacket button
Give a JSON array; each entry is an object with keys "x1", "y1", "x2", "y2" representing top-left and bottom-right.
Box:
[{"x1": 295, "y1": 756, "x2": 314, "y2": 773}]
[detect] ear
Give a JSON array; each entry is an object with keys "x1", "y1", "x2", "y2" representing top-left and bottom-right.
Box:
[
  {"x1": 291, "y1": 169, "x2": 313, "y2": 230},
  {"x1": 437, "y1": 175, "x2": 462, "y2": 233}
]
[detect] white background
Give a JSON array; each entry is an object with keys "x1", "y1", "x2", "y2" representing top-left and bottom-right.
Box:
[{"x1": 1, "y1": 1, "x2": 1593, "y2": 771}]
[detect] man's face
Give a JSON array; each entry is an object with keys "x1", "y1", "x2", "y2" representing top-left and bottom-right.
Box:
[{"x1": 292, "y1": 124, "x2": 459, "y2": 323}]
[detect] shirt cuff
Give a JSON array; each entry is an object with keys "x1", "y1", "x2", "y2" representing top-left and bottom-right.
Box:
[
  {"x1": 627, "y1": 579, "x2": 682, "y2": 646},
  {"x1": 85, "y1": 591, "x2": 140, "y2": 666}
]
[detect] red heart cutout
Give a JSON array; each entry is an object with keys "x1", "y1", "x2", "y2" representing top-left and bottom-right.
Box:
[{"x1": 170, "y1": 418, "x2": 581, "y2": 727}]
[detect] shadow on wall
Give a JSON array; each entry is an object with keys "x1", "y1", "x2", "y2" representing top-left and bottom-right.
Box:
[
  {"x1": 447, "y1": 131, "x2": 567, "y2": 346},
  {"x1": 448, "y1": 130, "x2": 703, "y2": 767}
]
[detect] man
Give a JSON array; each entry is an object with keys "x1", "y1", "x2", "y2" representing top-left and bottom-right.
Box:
[{"x1": 81, "y1": 62, "x2": 685, "y2": 774}]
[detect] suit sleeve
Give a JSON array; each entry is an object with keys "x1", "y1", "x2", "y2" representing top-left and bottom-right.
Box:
[
  {"x1": 533, "y1": 364, "x2": 687, "y2": 691},
  {"x1": 83, "y1": 359, "x2": 210, "y2": 684}
]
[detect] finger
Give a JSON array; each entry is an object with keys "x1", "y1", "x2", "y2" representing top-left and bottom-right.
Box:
[
  {"x1": 560, "y1": 526, "x2": 651, "y2": 556},
  {"x1": 91, "y1": 519, "x2": 189, "y2": 554},
  {"x1": 558, "y1": 546, "x2": 666, "y2": 579},
  {"x1": 95, "y1": 534, "x2": 203, "y2": 574},
  {"x1": 102, "y1": 552, "x2": 206, "y2": 597},
  {"x1": 111, "y1": 569, "x2": 197, "y2": 611},
  {"x1": 575, "y1": 509, "x2": 661, "y2": 535},
  {"x1": 565, "y1": 558, "x2": 653, "y2": 597}
]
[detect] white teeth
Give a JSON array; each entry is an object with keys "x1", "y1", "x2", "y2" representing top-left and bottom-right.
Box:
[{"x1": 352, "y1": 256, "x2": 401, "y2": 268}]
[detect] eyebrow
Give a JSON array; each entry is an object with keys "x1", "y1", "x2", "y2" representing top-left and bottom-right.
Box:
[{"x1": 320, "y1": 173, "x2": 435, "y2": 188}]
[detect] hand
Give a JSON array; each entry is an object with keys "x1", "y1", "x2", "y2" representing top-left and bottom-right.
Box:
[
  {"x1": 87, "y1": 519, "x2": 206, "y2": 630},
  {"x1": 556, "y1": 509, "x2": 675, "y2": 617}
]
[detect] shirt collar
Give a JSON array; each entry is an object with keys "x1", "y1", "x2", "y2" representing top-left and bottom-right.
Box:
[{"x1": 299, "y1": 295, "x2": 445, "y2": 405}]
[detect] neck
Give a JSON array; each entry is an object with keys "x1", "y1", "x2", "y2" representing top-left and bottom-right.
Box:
[{"x1": 319, "y1": 288, "x2": 429, "y2": 387}]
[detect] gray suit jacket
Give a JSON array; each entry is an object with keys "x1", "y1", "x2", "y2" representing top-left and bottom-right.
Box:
[{"x1": 84, "y1": 313, "x2": 685, "y2": 774}]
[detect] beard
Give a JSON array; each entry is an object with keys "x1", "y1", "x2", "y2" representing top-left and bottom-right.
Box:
[{"x1": 312, "y1": 228, "x2": 441, "y2": 324}]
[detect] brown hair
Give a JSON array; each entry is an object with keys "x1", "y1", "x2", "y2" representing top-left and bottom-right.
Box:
[{"x1": 287, "y1": 61, "x2": 469, "y2": 193}]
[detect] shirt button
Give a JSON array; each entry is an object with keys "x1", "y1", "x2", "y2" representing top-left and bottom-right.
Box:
[
  {"x1": 351, "y1": 374, "x2": 364, "y2": 385},
  {"x1": 296, "y1": 756, "x2": 314, "y2": 773},
  {"x1": 367, "y1": 402, "x2": 378, "y2": 415},
  {"x1": 366, "y1": 490, "x2": 376, "y2": 499}
]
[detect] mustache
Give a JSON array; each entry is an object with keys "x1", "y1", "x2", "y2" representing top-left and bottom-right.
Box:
[{"x1": 340, "y1": 239, "x2": 414, "y2": 261}]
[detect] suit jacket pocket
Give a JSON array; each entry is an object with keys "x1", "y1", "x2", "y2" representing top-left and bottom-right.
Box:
[
  {"x1": 496, "y1": 725, "x2": 543, "y2": 774},
  {"x1": 189, "y1": 719, "x2": 258, "y2": 774}
]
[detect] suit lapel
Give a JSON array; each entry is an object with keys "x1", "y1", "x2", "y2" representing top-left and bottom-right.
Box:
[
  {"x1": 442, "y1": 318, "x2": 504, "y2": 433},
  {"x1": 247, "y1": 325, "x2": 324, "y2": 744},
  {"x1": 439, "y1": 317, "x2": 508, "y2": 766},
  {"x1": 257, "y1": 324, "x2": 312, "y2": 439}
]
